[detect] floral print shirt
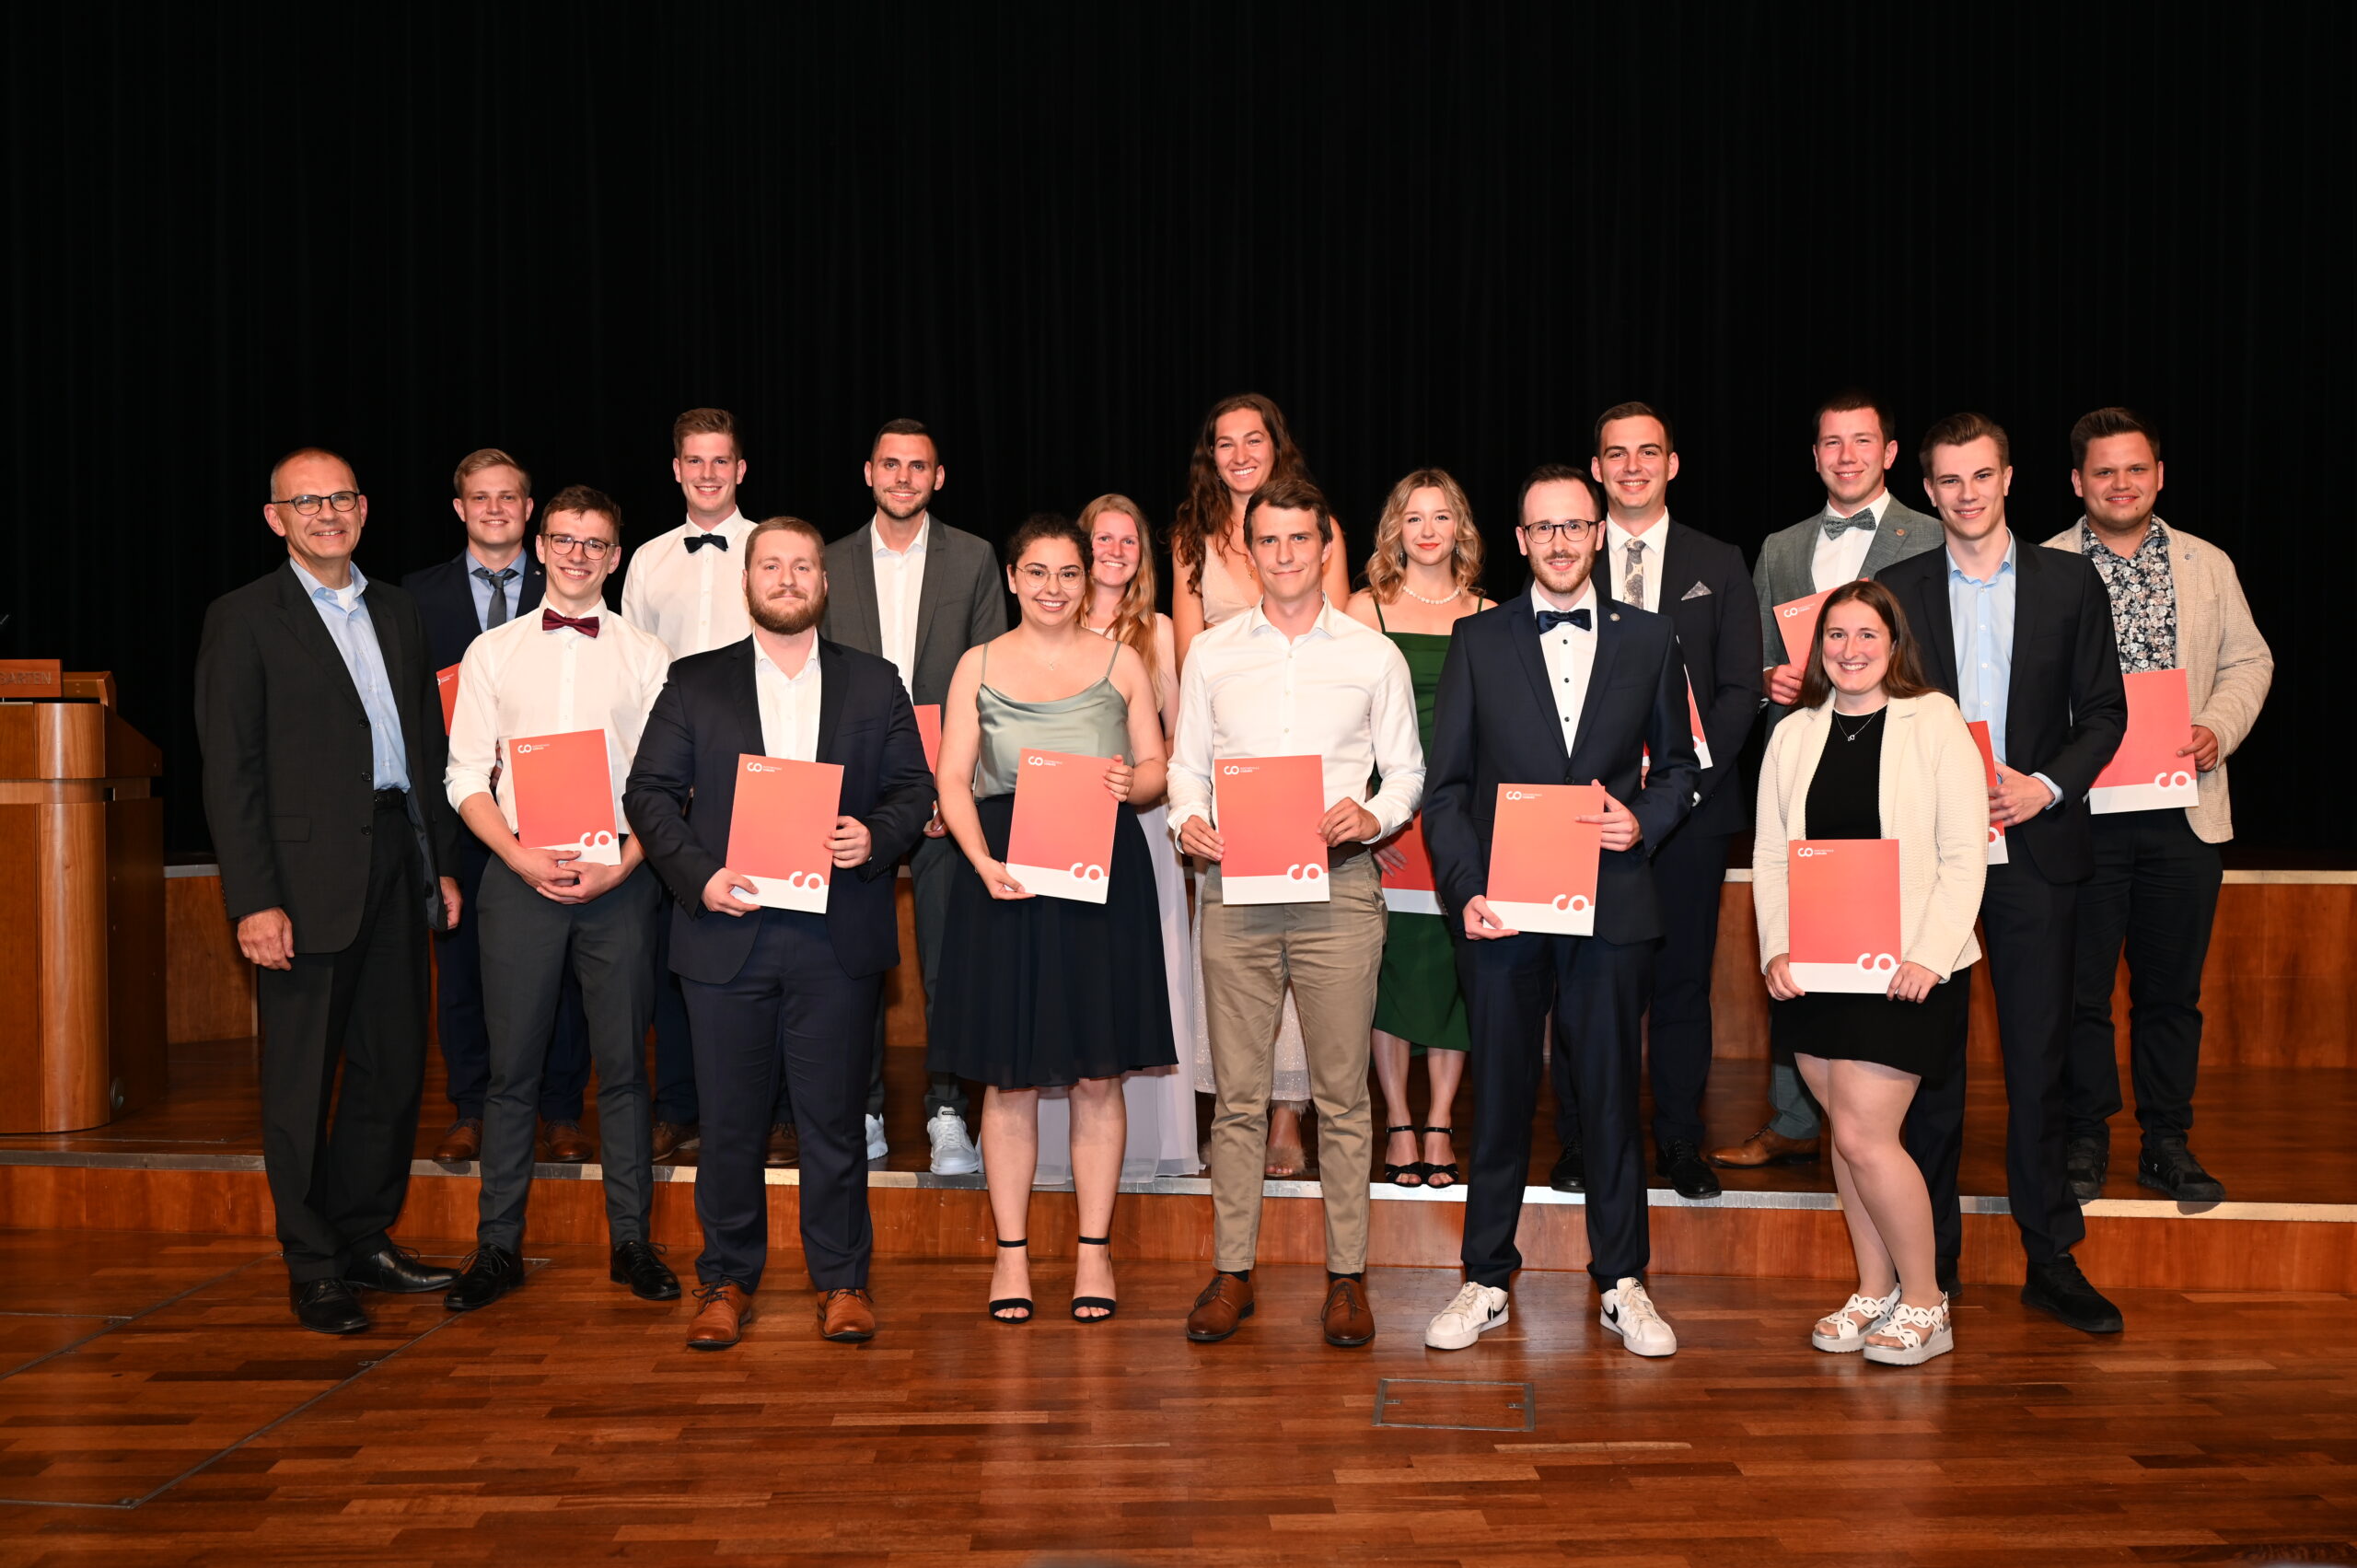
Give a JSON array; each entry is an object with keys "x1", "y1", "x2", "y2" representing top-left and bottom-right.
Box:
[{"x1": 2082, "y1": 517, "x2": 2177, "y2": 672}]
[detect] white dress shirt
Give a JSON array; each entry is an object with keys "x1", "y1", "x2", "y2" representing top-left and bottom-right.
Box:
[
  {"x1": 1812, "y1": 491, "x2": 1887, "y2": 591},
  {"x1": 618, "y1": 510, "x2": 757, "y2": 658},
  {"x1": 869, "y1": 516, "x2": 930, "y2": 695},
  {"x1": 1604, "y1": 517, "x2": 1667, "y2": 613},
  {"x1": 1167, "y1": 598, "x2": 1425, "y2": 841},
  {"x1": 445, "y1": 606, "x2": 673, "y2": 834},
  {"x1": 1534, "y1": 580, "x2": 1600, "y2": 739},
  {"x1": 753, "y1": 637, "x2": 823, "y2": 762}
]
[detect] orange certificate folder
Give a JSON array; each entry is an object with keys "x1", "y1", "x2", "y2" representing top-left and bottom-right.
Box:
[
  {"x1": 1966, "y1": 720, "x2": 2008, "y2": 865},
  {"x1": 2090, "y1": 668, "x2": 2198, "y2": 814},
  {"x1": 1787, "y1": 837, "x2": 1903, "y2": 993},
  {"x1": 727, "y1": 755, "x2": 844, "y2": 912},
  {"x1": 914, "y1": 703, "x2": 943, "y2": 775},
  {"x1": 1772, "y1": 586, "x2": 1838, "y2": 669},
  {"x1": 1380, "y1": 814, "x2": 1441, "y2": 916},
  {"x1": 508, "y1": 729, "x2": 620, "y2": 865},
  {"x1": 436, "y1": 663, "x2": 461, "y2": 734},
  {"x1": 1006, "y1": 749, "x2": 1118, "y2": 903},
  {"x1": 1213, "y1": 754, "x2": 1329, "y2": 905},
  {"x1": 1485, "y1": 783, "x2": 1603, "y2": 935}
]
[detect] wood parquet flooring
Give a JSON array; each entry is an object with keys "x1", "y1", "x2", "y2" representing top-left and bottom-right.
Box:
[{"x1": 0, "y1": 1229, "x2": 2352, "y2": 1565}]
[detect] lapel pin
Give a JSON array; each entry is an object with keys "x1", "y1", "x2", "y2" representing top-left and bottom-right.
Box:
[{"x1": 1609, "y1": 612, "x2": 1620, "y2": 621}]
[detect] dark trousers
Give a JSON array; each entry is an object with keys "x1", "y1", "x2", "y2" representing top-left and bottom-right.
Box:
[
  {"x1": 655, "y1": 900, "x2": 792, "y2": 1130},
  {"x1": 256, "y1": 797, "x2": 429, "y2": 1283},
  {"x1": 1463, "y1": 930, "x2": 1654, "y2": 1289},
  {"x1": 476, "y1": 860, "x2": 659, "y2": 1252},
  {"x1": 681, "y1": 908, "x2": 879, "y2": 1292},
  {"x1": 435, "y1": 833, "x2": 590, "y2": 1123},
  {"x1": 1904, "y1": 861, "x2": 2087, "y2": 1271},
  {"x1": 2066, "y1": 809, "x2": 2222, "y2": 1146},
  {"x1": 865, "y1": 831, "x2": 971, "y2": 1122}
]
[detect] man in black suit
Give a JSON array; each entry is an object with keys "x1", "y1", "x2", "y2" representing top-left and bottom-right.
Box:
[
  {"x1": 1877, "y1": 412, "x2": 2129, "y2": 1334},
  {"x1": 401, "y1": 447, "x2": 592, "y2": 1166},
  {"x1": 1552, "y1": 403, "x2": 1760, "y2": 1200},
  {"x1": 625, "y1": 517, "x2": 933, "y2": 1350},
  {"x1": 1420, "y1": 465, "x2": 1697, "y2": 1360},
  {"x1": 196, "y1": 447, "x2": 463, "y2": 1334}
]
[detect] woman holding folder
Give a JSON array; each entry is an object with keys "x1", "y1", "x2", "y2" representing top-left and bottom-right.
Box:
[
  {"x1": 1753, "y1": 579, "x2": 1986, "y2": 1366},
  {"x1": 930, "y1": 514, "x2": 1176, "y2": 1325}
]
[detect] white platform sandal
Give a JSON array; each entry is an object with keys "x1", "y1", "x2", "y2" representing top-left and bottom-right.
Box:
[
  {"x1": 1863, "y1": 1295, "x2": 1953, "y2": 1366},
  {"x1": 1811, "y1": 1287, "x2": 1900, "y2": 1353}
]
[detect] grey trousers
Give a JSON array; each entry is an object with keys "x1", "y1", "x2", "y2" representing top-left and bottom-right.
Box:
[
  {"x1": 1769, "y1": 1058, "x2": 1824, "y2": 1141},
  {"x1": 476, "y1": 857, "x2": 659, "y2": 1251}
]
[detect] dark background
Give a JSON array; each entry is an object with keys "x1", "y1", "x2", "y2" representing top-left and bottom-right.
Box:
[{"x1": 6, "y1": 4, "x2": 2350, "y2": 857}]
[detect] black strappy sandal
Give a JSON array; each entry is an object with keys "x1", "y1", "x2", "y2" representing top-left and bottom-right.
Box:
[
  {"x1": 1421, "y1": 1125, "x2": 1461, "y2": 1190},
  {"x1": 1071, "y1": 1236, "x2": 1117, "y2": 1322},
  {"x1": 988, "y1": 1237, "x2": 1033, "y2": 1324},
  {"x1": 1382, "y1": 1124, "x2": 1428, "y2": 1187}
]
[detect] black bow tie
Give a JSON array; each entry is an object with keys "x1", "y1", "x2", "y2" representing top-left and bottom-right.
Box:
[
  {"x1": 683, "y1": 531, "x2": 729, "y2": 552},
  {"x1": 1821, "y1": 508, "x2": 1876, "y2": 539},
  {"x1": 1536, "y1": 607, "x2": 1592, "y2": 633}
]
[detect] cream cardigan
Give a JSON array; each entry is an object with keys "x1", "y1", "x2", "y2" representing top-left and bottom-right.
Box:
[{"x1": 1753, "y1": 692, "x2": 1989, "y2": 982}]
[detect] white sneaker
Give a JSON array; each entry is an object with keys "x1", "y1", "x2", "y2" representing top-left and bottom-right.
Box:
[
  {"x1": 1424, "y1": 1282, "x2": 1510, "y2": 1350},
  {"x1": 927, "y1": 1109, "x2": 981, "y2": 1175},
  {"x1": 865, "y1": 1114, "x2": 889, "y2": 1163},
  {"x1": 1600, "y1": 1277, "x2": 1678, "y2": 1357}
]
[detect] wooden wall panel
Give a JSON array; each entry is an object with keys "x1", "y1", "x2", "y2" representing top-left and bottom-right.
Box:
[{"x1": 165, "y1": 875, "x2": 254, "y2": 1043}]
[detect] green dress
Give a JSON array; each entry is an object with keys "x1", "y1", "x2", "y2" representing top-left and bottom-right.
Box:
[{"x1": 1373, "y1": 599, "x2": 1478, "y2": 1055}]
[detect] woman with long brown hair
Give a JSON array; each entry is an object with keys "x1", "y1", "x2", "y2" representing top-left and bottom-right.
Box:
[
  {"x1": 1753, "y1": 579, "x2": 1986, "y2": 1367},
  {"x1": 1344, "y1": 469, "x2": 1488, "y2": 1190}
]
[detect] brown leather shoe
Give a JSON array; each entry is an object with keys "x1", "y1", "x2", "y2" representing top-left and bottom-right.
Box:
[
  {"x1": 1322, "y1": 1277, "x2": 1376, "y2": 1347},
  {"x1": 765, "y1": 1123, "x2": 800, "y2": 1168},
  {"x1": 432, "y1": 1119, "x2": 482, "y2": 1162},
  {"x1": 818, "y1": 1287, "x2": 876, "y2": 1342},
  {"x1": 651, "y1": 1120, "x2": 700, "y2": 1162},
  {"x1": 541, "y1": 1120, "x2": 596, "y2": 1163},
  {"x1": 686, "y1": 1281, "x2": 755, "y2": 1350},
  {"x1": 1186, "y1": 1272, "x2": 1255, "y2": 1342},
  {"x1": 1709, "y1": 1125, "x2": 1821, "y2": 1168}
]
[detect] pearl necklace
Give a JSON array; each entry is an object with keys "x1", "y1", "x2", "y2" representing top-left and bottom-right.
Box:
[{"x1": 1399, "y1": 584, "x2": 1462, "y2": 606}]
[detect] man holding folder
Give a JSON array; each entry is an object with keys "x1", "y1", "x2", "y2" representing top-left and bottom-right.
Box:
[
  {"x1": 1420, "y1": 465, "x2": 1697, "y2": 1359},
  {"x1": 624, "y1": 517, "x2": 934, "y2": 1349},
  {"x1": 1166, "y1": 476, "x2": 1424, "y2": 1349}
]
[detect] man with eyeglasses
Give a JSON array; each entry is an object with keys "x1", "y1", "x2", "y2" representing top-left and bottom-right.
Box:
[
  {"x1": 1420, "y1": 466, "x2": 1697, "y2": 1360},
  {"x1": 403, "y1": 449, "x2": 594, "y2": 1168},
  {"x1": 197, "y1": 447, "x2": 464, "y2": 1334},
  {"x1": 440, "y1": 486, "x2": 679, "y2": 1313}
]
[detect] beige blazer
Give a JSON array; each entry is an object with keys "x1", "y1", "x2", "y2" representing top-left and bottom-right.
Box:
[
  {"x1": 2043, "y1": 520, "x2": 2272, "y2": 842},
  {"x1": 1754, "y1": 692, "x2": 1988, "y2": 982}
]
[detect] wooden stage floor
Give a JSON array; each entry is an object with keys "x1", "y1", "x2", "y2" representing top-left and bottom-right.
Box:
[{"x1": 0, "y1": 1228, "x2": 2351, "y2": 1565}]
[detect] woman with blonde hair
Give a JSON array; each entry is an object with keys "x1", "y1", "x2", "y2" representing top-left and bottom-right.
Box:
[
  {"x1": 1345, "y1": 469, "x2": 1489, "y2": 1189},
  {"x1": 1754, "y1": 579, "x2": 1985, "y2": 1366}
]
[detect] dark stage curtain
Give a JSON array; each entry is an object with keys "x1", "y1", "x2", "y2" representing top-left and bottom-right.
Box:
[{"x1": 5, "y1": 5, "x2": 2350, "y2": 856}]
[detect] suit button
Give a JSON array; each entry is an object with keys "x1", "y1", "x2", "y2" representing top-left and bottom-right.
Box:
[{"x1": 360, "y1": 824, "x2": 372, "y2": 835}]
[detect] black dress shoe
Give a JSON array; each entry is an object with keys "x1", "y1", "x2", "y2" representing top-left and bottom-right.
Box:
[
  {"x1": 2064, "y1": 1135, "x2": 2107, "y2": 1203},
  {"x1": 2021, "y1": 1255, "x2": 2124, "y2": 1334},
  {"x1": 1937, "y1": 1265, "x2": 1963, "y2": 1304},
  {"x1": 445, "y1": 1246, "x2": 526, "y2": 1313},
  {"x1": 344, "y1": 1243, "x2": 459, "y2": 1294},
  {"x1": 1549, "y1": 1144, "x2": 1585, "y2": 1193},
  {"x1": 610, "y1": 1240, "x2": 681, "y2": 1301},
  {"x1": 1655, "y1": 1138, "x2": 1722, "y2": 1200},
  {"x1": 2139, "y1": 1137, "x2": 2226, "y2": 1202},
  {"x1": 291, "y1": 1278, "x2": 370, "y2": 1335}
]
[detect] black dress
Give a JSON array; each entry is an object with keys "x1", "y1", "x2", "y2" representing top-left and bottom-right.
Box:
[{"x1": 1771, "y1": 707, "x2": 1969, "y2": 1084}]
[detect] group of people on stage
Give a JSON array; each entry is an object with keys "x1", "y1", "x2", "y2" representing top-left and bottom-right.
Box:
[{"x1": 197, "y1": 389, "x2": 2270, "y2": 1371}]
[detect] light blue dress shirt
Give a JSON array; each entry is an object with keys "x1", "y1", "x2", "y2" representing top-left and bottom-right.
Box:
[
  {"x1": 290, "y1": 559, "x2": 411, "y2": 791},
  {"x1": 1945, "y1": 534, "x2": 2059, "y2": 807},
  {"x1": 464, "y1": 550, "x2": 523, "y2": 631}
]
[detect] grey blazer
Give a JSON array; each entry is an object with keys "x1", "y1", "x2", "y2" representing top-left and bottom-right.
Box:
[
  {"x1": 820, "y1": 517, "x2": 1011, "y2": 706},
  {"x1": 1752, "y1": 494, "x2": 1943, "y2": 719}
]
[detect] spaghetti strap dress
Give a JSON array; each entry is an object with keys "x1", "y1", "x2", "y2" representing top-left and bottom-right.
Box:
[{"x1": 1372, "y1": 598, "x2": 1476, "y2": 1055}]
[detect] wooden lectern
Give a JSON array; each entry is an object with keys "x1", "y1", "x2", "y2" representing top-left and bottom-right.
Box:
[{"x1": 0, "y1": 672, "x2": 166, "y2": 1132}]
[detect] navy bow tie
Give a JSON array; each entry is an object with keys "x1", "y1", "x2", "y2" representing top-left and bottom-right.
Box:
[
  {"x1": 683, "y1": 531, "x2": 729, "y2": 552},
  {"x1": 1821, "y1": 508, "x2": 1876, "y2": 539},
  {"x1": 1536, "y1": 606, "x2": 1592, "y2": 633},
  {"x1": 541, "y1": 610, "x2": 600, "y2": 638}
]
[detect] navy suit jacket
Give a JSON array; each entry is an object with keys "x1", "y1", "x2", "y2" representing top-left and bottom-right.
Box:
[
  {"x1": 1424, "y1": 587, "x2": 1699, "y2": 946},
  {"x1": 403, "y1": 552, "x2": 552, "y2": 673},
  {"x1": 1626, "y1": 520, "x2": 1761, "y2": 835},
  {"x1": 1876, "y1": 535, "x2": 2126, "y2": 884},
  {"x1": 622, "y1": 636, "x2": 934, "y2": 982}
]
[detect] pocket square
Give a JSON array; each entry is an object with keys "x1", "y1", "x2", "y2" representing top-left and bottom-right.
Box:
[{"x1": 1681, "y1": 580, "x2": 1712, "y2": 600}]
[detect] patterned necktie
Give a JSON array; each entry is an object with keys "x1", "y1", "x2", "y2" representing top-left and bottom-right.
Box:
[
  {"x1": 1821, "y1": 508, "x2": 1876, "y2": 539},
  {"x1": 473, "y1": 565, "x2": 518, "y2": 628},
  {"x1": 540, "y1": 610, "x2": 600, "y2": 638},
  {"x1": 683, "y1": 531, "x2": 729, "y2": 553},
  {"x1": 1621, "y1": 539, "x2": 1646, "y2": 610},
  {"x1": 1536, "y1": 607, "x2": 1591, "y2": 633}
]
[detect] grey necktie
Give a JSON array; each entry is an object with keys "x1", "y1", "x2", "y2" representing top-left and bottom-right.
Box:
[
  {"x1": 474, "y1": 565, "x2": 518, "y2": 628},
  {"x1": 1821, "y1": 508, "x2": 1876, "y2": 540},
  {"x1": 1621, "y1": 539, "x2": 1646, "y2": 610}
]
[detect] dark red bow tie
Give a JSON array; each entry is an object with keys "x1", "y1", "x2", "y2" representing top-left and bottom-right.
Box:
[{"x1": 541, "y1": 610, "x2": 600, "y2": 638}]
